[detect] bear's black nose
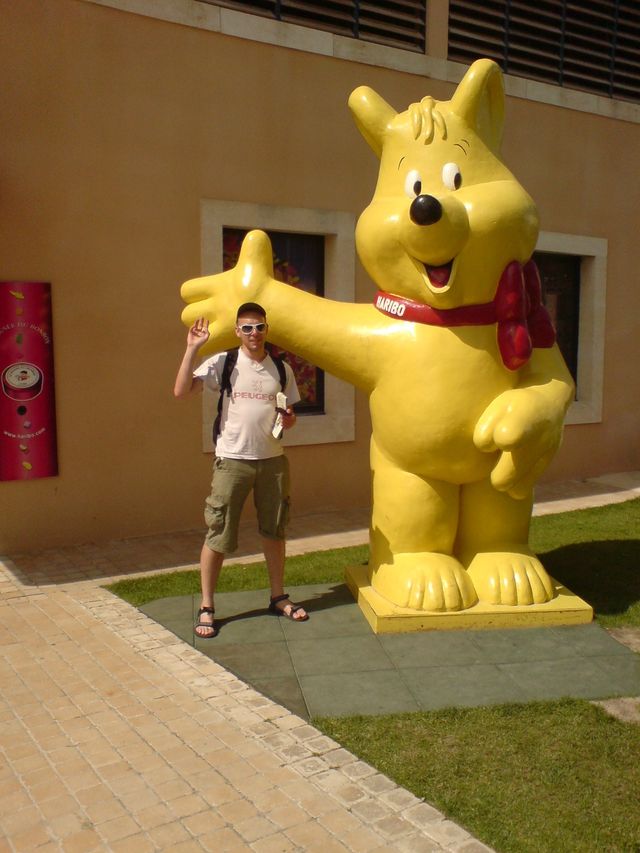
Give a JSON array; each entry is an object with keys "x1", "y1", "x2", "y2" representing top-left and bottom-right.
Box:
[{"x1": 409, "y1": 194, "x2": 442, "y2": 226}]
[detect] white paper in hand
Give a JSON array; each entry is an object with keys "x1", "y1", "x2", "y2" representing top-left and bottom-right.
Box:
[{"x1": 272, "y1": 392, "x2": 288, "y2": 439}]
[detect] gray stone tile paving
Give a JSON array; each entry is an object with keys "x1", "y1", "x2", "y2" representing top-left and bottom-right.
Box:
[{"x1": 140, "y1": 583, "x2": 640, "y2": 719}]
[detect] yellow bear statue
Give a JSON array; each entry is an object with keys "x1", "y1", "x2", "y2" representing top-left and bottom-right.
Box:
[{"x1": 181, "y1": 59, "x2": 576, "y2": 617}]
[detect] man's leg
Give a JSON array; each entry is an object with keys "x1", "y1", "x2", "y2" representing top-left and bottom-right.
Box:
[
  {"x1": 198, "y1": 457, "x2": 253, "y2": 637},
  {"x1": 263, "y1": 535, "x2": 285, "y2": 597},
  {"x1": 255, "y1": 456, "x2": 307, "y2": 621},
  {"x1": 262, "y1": 536, "x2": 307, "y2": 620},
  {"x1": 195, "y1": 544, "x2": 224, "y2": 638}
]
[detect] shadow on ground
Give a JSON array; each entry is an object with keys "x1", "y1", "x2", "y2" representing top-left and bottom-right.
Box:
[{"x1": 542, "y1": 539, "x2": 640, "y2": 619}]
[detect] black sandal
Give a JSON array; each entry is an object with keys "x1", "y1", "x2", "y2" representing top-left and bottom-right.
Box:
[
  {"x1": 268, "y1": 593, "x2": 309, "y2": 622},
  {"x1": 194, "y1": 606, "x2": 218, "y2": 638}
]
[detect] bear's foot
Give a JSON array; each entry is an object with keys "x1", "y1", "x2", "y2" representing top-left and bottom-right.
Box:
[
  {"x1": 466, "y1": 550, "x2": 555, "y2": 606},
  {"x1": 371, "y1": 554, "x2": 478, "y2": 612}
]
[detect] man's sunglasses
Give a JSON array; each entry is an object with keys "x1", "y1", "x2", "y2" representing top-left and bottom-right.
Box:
[{"x1": 238, "y1": 322, "x2": 267, "y2": 334}]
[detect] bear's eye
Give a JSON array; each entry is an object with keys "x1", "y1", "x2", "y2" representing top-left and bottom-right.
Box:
[
  {"x1": 442, "y1": 162, "x2": 462, "y2": 190},
  {"x1": 404, "y1": 169, "x2": 422, "y2": 198}
]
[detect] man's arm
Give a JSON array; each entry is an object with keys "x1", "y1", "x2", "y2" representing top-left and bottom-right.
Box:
[{"x1": 174, "y1": 317, "x2": 209, "y2": 398}]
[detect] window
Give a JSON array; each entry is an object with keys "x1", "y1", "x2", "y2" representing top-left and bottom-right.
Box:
[
  {"x1": 223, "y1": 227, "x2": 325, "y2": 414},
  {"x1": 535, "y1": 232, "x2": 608, "y2": 425},
  {"x1": 206, "y1": 0, "x2": 427, "y2": 52},
  {"x1": 200, "y1": 200, "x2": 356, "y2": 450},
  {"x1": 533, "y1": 250, "x2": 580, "y2": 383},
  {"x1": 448, "y1": 0, "x2": 640, "y2": 103}
]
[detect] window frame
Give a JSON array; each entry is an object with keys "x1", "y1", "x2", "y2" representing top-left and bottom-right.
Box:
[
  {"x1": 200, "y1": 199, "x2": 356, "y2": 451},
  {"x1": 536, "y1": 231, "x2": 608, "y2": 425}
]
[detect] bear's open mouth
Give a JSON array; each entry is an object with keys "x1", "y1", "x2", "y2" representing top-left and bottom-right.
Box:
[{"x1": 425, "y1": 260, "x2": 454, "y2": 288}]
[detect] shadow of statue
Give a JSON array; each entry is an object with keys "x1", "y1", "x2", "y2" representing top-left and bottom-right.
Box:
[{"x1": 542, "y1": 539, "x2": 640, "y2": 617}]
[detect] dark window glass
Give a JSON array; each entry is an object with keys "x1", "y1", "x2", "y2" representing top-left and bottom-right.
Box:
[
  {"x1": 533, "y1": 250, "x2": 580, "y2": 384},
  {"x1": 223, "y1": 227, "x2": 325, "y2": 414}
]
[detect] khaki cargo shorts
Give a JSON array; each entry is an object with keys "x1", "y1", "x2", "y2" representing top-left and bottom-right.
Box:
[{"x1": 204, "y1": 455, "x2": 290, "y2": 554}]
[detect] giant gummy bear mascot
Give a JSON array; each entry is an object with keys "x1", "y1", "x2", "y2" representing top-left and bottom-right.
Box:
[{"x1": 181, "y1": 59, "x2": 577, "y2": 621}]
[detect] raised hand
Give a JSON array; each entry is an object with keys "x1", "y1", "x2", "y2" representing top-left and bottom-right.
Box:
[
  {"x1": 174, "y1": 317, "x2": 212, "y2": 398},
  {"x1": 187, "y1": 316, "x2": 210, "y2": 350}
]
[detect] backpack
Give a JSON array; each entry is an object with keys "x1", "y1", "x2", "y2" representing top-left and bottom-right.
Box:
[{"x1": 212, "y1": 347, "x2": 288, "y2": 446}]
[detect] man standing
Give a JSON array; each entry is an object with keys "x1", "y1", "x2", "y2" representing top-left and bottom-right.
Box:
[{"x1": 174, "y1": 302, "x2": 308, "y2": 638}]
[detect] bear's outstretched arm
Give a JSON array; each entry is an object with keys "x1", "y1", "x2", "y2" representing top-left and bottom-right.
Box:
[
  {"x1": 264, "y1": 289, "x2": 390, "y2": 392},
  {"x1": 181, "y1": 230, "x2": 389, "y2": 392},
  {"x1": 473, "y1": 345, "x2": 575, "y2": 499}
]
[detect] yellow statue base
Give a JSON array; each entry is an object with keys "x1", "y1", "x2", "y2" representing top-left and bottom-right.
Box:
[{"x1": 345, "y1": 564, "x2": 593, "y2": 634}]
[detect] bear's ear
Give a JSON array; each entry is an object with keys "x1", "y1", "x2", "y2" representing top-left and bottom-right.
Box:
[
  {"x1": 449, "y1": 59, "x2": 505, "y2": 154},
  {"x1": 348, "y1": 86, "x2": 397, "y2": 158}
]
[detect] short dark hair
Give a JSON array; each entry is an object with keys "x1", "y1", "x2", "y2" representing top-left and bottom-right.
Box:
[{"x1": 236, "y1": 302, "x2": 266, "y2": 321}]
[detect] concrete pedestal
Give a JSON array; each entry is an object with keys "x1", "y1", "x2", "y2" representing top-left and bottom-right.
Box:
[{"x1": 345, "y1": 563, "x2": 593, "y2": 633}]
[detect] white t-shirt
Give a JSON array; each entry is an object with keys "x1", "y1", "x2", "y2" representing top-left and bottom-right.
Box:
[{"x1": 194, "y1": 349, "x2": 301, "y2": 460}]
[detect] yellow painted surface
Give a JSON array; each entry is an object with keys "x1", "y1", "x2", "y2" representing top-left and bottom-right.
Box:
[
  {"x1": 1, "y1": 0, "x2": 638, "y2": 552},
  {"x1": 180, "y1": 61, "x2": 575, "y2": 617},
  {"x1": 345, "y1": 563, "x2": 593, "y2": 633}
]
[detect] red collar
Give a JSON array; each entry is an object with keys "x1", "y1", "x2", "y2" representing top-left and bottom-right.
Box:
[{"x1": 373, "y1": 260, "x2": 555, "y2": 370}]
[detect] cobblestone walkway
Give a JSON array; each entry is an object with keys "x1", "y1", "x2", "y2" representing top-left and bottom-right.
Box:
[
  {"x1": 0, "y1": 581, "x2": 491, "y2": 851},
  {"x1": 1, "y1": 471, "x2": 638, "y2": 851}
]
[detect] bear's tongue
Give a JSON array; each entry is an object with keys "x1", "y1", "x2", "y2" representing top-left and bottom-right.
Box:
[{"x1": 426, "y1": 261, "x2": 453, "y2": 287}]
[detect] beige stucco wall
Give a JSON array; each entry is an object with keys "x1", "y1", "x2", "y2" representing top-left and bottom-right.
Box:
[{"x1": 1, "y1": 0, "x2": 638, "y2": 552}]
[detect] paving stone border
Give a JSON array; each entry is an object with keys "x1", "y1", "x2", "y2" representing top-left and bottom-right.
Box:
[{"x1": 71, "y1": 584, "x2": 494, "y2": 851}]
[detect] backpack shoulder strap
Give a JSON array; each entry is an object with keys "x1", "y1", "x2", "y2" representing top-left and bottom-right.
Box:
[
  {"x1": 220, "y1": 347, "x2": 239, "y2": 396},
  {"x1": 271, "y1": 353, "x2": 287, "y2": 391},
  {"x1": 213, "y1": 348, "x2": 239, "y2": 446}
]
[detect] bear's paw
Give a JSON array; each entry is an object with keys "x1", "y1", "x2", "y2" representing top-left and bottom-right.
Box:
[
  {"x1": 466, "y1": 550, "x2": 555, "y2": 606},
  {"x1": 371, "y1": 554, "x2": 478, "y2": 612}
]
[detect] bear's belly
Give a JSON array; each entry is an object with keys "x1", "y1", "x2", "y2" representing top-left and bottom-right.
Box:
[{"x1": 369, "y1": 331, "x2": 516, "y2": 482}]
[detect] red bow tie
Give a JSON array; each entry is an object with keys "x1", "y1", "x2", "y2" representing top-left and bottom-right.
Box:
[
  {"x1": 373, "y1": 259, "x2": 556, "y2": 370},
  {"x1": 494, "y1": 260, "x2": 556, "y2": 369}
]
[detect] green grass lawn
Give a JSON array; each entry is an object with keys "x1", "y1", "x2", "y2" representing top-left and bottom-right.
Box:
[
  {"x1": 315, "y1": 699, "x2": 640, "y2": 853},
  {"x1": 107, "y1": 497, "x2": 640, "y2": 853},
  {"x1": 106, "y1": 543, "x2": 368, "y2": 607},
  {"x1": 530, "y1": 499, "x2": 640, "y2": 628}
]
